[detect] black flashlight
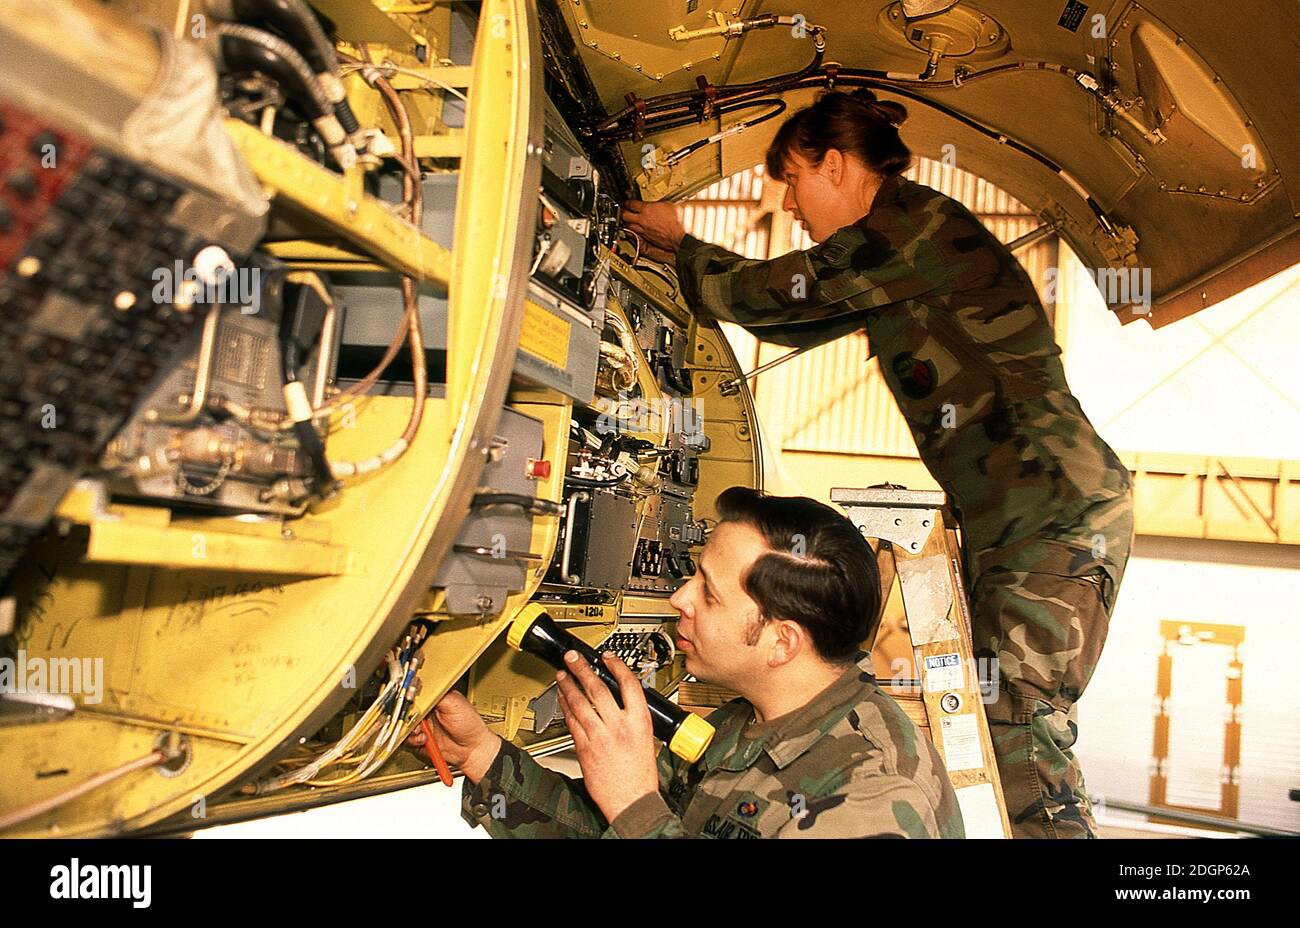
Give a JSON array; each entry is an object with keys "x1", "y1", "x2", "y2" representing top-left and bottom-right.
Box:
[{"x1": 506, "y1": 605, "x2": 714, "y2": 762}]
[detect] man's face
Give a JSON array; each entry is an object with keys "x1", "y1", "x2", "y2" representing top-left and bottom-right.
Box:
[
  {"x1": 668, "y1": 521, "x2": 772, "y2": 690},
  {"x1": 779, "y1": 150, "x2": 848, "y2": 243}
]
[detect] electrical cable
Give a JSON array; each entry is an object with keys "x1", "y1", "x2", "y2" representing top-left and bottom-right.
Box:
[
  {"x1": 597, "y1": 57, "x2": 1101, "y2": 140},
  {"x1": 661, "y1": 98, "x2": 786, "y2": 167},
  {"x1": 223, "y1": 0, "x2": 366, "y2": 142},
  {"x1": 598, "y1": 58, "x2": 1124, "y2": 238},
  {"x1": 471, "y1": 492, "x2": 564, "y2": 516},
  {"x1": 300, "y1": 51, "x2": 423, "y2": 427},
  {"x1": 566, "y1": 473, "x2": 629, "y2": 488},
  {"x1": 339, "y1": 62, "x2": 469, "y2": 104},
  {"x1": 257, "y1": 653, "x2": 405, "y2": 791},
  {"x1": 326, "y1": 54, "x2": 428, "y2": 479},
  {"x1": 595, "y1": 25, "x2": 825, "y2": 135},
  {"x1": 630, "y1": 259, "x2": 679, "y2": 298},
  {"x1": 216, "y1": 23, "x2": 354, "y2": 168},
  {"x1": 619, "y1": 228, "x2": 643, "y2": 266},
  {"x1": 225, "y1": 0, "x2": 339, "y2": 74}
]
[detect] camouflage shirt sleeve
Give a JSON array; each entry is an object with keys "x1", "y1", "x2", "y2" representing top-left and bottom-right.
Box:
[
  {"x1": 673, "y1": 185, "x2": 963, "y2": 348},
  {"x1": 462, "y1": 738, "x2": 693, "y2": 839},
  {"x1": 461, "y1": 739, "x2": 610, "y2": 838},
  {"x1": 603, "y1": 742, "x2": 690, "y2": 839}
]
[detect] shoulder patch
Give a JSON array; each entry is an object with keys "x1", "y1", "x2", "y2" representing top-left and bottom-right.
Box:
[{"x1": 891, "y1": 352, "x2": 938, "y2": 399}]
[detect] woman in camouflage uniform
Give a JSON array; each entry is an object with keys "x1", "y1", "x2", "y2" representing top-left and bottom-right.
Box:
[{"x1": 623, "y1": 89, "x2": 1134, "y2": 838}]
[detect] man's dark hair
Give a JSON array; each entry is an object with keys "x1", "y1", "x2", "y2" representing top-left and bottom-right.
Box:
[{"x1": 714, "y1": 486, "x2": 881, "y2": 663}]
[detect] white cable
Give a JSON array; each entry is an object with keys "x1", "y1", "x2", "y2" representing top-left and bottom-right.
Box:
[
  {"x1": 340, "y1": 63, "x2": 468, "y2": 102},
  {"x1": 529, "y1": 238, "x2": 552, "y2": 276}
]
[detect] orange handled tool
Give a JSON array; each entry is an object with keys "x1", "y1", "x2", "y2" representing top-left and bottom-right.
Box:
[{"x1": 419, "y1": 717, "x2": 454, "y2": 787}]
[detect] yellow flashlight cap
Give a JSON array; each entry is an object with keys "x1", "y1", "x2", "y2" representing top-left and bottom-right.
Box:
[
  {"x1": 668, "y1": 712, "x2": 715, "y2": 763},
  {"x1": 506, "y1": 604, "x2": 548, "y2": 651}
]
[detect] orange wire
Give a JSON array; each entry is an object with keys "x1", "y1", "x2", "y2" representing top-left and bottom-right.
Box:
[{"x1": 419, "y1": 718, "x2": 454, "y2": 787}]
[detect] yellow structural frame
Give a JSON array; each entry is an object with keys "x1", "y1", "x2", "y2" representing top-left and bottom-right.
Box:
[{"x1": 0, "y1": 0, "x2": 541, "y2": 837}]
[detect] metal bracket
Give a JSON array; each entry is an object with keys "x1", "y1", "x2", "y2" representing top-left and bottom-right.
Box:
[{"x1": 831, "y1": 486, "x2": 944, "y2": 554}]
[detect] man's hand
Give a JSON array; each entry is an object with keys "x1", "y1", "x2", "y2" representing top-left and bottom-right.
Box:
[
  {"x1": 621, "y1": 200, "x2": 686, "y2": 263},
  {"x1": 424, "y1": 690, "x2": 502, "y2": 785},
  {"x1": 555, "y1": 650, "x2": 660, "y2": 824}
]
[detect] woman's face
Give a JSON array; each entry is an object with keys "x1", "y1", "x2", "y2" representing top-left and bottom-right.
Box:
[{"x1": 778, "y1": 149, "x2": 873, "y2": 242}]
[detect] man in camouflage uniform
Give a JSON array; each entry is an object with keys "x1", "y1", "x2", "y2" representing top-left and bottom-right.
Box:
[
  {"x1": 460, "y1": 650, "x2": 963, "y2": 838},
  {"x1": 623, "y1": 159, "x2": 1134, "y2": 838},
  {"x1": 447, "y1": 490, "x2": 964, "y2": 838}
]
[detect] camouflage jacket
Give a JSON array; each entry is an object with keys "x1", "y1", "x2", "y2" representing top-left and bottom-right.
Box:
[
  {"x1": 461, "y1": 652, "x2": 964, "y2": 838},
  {"x1": 675, "y1": 175, "x2": 1133, "y2": 586}
]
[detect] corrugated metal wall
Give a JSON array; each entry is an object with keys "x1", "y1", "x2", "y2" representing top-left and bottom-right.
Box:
[
  {"x1": 684, "y1": 158, "x2": 1057, "y2": 458},
  {"x1": 680, "y1": 166, "x2": 771, "y2": 258}
]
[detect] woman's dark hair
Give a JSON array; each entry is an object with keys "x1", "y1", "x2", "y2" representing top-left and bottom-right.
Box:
[
  {"x1": 715, "y1": 486, "x2": 882, "y2": 663},
  {"x1": 764, "y1": 88, "x2": 912, "y2": 180}
]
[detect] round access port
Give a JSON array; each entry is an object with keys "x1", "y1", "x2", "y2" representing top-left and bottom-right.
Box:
[
  {"x1": 153, "y1": 732, "x2": 194, "y2": 778},
  {"x1": 879, "y1": 2, "x2": 1011, "y2": 62}
]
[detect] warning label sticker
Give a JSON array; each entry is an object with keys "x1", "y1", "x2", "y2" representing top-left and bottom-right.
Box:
[
  {"x1": 939, "y1": 714, "x2": 984, "y2": 772},
  {"x1": 519, "y1": 300, "x2": 570, "y2": 369},
  {"x1": 923, "y1": 652, "x2": 964, "y2": 693}
]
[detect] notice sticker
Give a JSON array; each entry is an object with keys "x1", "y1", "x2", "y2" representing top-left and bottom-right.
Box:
[
  {"x1": 939, "y1": 714, "x2": 983, "y2": 772},
  {"x1": 923, "y1": 652, "x2": 964, "y2": 693},
  {"x1": 1058, "y1": 0, "x2": 1088, "y2": 32}
]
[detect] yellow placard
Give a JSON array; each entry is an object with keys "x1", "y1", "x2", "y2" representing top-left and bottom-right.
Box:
[{"x1": 518, "y1": 300, "x2": 570, "y2": 369}]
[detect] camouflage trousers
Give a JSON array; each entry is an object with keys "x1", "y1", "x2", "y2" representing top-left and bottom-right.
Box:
[{"x1": 970, "y1": 565, "x2": 1121, "y2": 839}]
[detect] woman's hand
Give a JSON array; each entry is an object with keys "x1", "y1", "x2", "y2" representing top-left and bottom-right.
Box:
[
  {"x1": 621, "y1": 200, "x2": 686, "y2": 263},
  {"x1": 555, "y1": 650, "x2": 660, "y2": 824},
  {"x1": 424, "y1": 690, "x2": 502, "y2": 784}
]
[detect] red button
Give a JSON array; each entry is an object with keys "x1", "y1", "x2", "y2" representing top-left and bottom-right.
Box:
[{"x1": 525, "y1": 458, "x2": 551, "y2": 480}]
